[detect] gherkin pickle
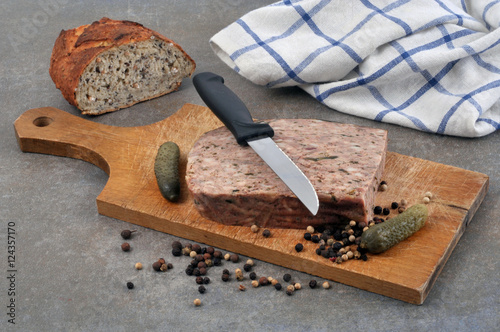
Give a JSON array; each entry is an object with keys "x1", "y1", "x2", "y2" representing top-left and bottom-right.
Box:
[
  {"x1": 360, "y1": 204, "x2": 428, "y2": 254},
  {"x1": 154, "y1": 141, "x2": 180, "y2": 202}
]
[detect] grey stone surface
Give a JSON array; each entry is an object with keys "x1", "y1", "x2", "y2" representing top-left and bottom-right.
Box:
[{"x1": 0, "y1": 1, "x2": 498, "y2": 331}]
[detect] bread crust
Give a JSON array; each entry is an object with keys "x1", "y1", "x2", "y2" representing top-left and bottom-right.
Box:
[{"x1": 49, "y1": 17, "x2": 195, "y2": 114}]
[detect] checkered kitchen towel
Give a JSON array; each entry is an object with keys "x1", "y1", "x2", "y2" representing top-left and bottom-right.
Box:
[{"x1": 210, "y1": 0, "x2": 500, "y2": 137}]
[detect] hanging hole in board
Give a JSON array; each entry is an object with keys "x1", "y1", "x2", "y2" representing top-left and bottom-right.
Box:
[{"x1": 33, "y1": 116, "x2": 54, "y2": 127}]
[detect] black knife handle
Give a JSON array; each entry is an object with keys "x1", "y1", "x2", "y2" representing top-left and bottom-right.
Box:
[{"x1": 193, "y1": 72, "x2": 274, "y2": 145}]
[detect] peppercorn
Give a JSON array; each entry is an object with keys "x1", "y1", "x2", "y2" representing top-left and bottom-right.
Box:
[
  {"x1": 193, "y1": 298, "x2": 201, "y2": 306},
  {"x1": 304, "y1": 232, "x2": 312, "y2": 241},
  {"x1": 203, "y1": 253, "x2": 212, "y2": 260},
  {"x1": 189, "y1": 251, "x2": 197, "y2": 258},
  {"x1": 283, "y1": 273, "x2": 292, "y2": 283},
  {"x1": 382, "y1": 207, "x2": 390, "y2": 215},
  {"x1": 262, "y1": 229, "x2": 271, "y2": 238},
  {"x1": 250, "y1": 224, "x2": 259, "y2": 233},
  {"x1": 391, "y1": 202, "x2": 399, "y2": 209},
  {"x1": 315, "y1": 248, "x2": 322, "y2": 255},
  {"x1": 199, "y1": 267, "x2": 207, "y2": 276},
  {"x1": 423, "y1": 196, "x2": 430, "y2": 204},
  {"x1": 191, "y1": 244, "x2": 201, "y2": 254},
  {"x1": 249, "y1": 272, "x2": 257, "y2": 280},
  {"x1": 160, "y1": 264, "x2": 168, "y2": 272},
  {"x1": 172, "y1": 247, "x2": 182, "y2": 256},
  {"x1": 361, "y1": 254, "x2": 368, "y2": 261},
  {"x1": 152, "y1": 261, "x2": 162, "y2": 271},
  {"x1": 311, "y1": 235, "x2": 320, "y2": 243},
  {"x1": 193, "y1": 268, "x2": 201, "y2": 276},
  {"x1": 271, "y1": 278, "x2": 279, "y2": 286},
  {"x1": 294, "y1": 283, "x2": 302, "y2": 290},
  {"x1": 239, "y1": 284, "x2": 246, "y2": 291},
  {"x1": 230, "y1": 254, "x2": 239, "y2": 263},
  {"x1": 196, "y1": 276, "x2": 204, "y2": 285},
  {"x1": 259, "y1": 276, "x2": 269, "y2": 286},
  {"x1": 333, "y1": 242, "x2": 343, "y2": 250},
  {"x1": 274, "y1": 283, "x2": 282, "y2": 291},
  {"x1": 171, "y1": 241, "x2": 182, "y2": 249},
  {"x1": 205, "y1": 259, "x2": 213, "y2": 267},
  {"x1": 198, "y1": 285, "x2": 206, "y2": 294},
  {"x1": 195, "y1": 254, "x2": 204, "y2": 262},
  {"x1": 222, "y1": 269, "x2": 230, "y2": 275},
  {"x1": 295, "y1": 243, "x2": 304, "y2": 252},
  {"x1": 349, "y1": 235, "x2": 356, "y2": 243},
  {"x1": 309, "y1": 280, "x2": 317, "y2": 289},
  {"x1": 286, "y1": 289, "x2": 294, "y2": 296},
  {"x1": 126, "y1": 282, "x2": 134, "y2": 289},
  {"x1": 221, "y1": 274, "x2": 230, "y2": 282},
  {"x1": 373, "y1": 206, "x2": 383, "y2": 214},
  {"x1": 197, "y1": 261, "x2": 207, "y2": 269},
  {"x1": 322, "y1": 281, "x2": 330, "y2": 289},
  {"x1": 306, "y1": 225, "x2": 315, "y2": 233},
  {"x1": 135, "y1": 262, "x2": 143, "y2": 270},
  {"x1": 121, "y1": 229, "x2": 136, "y2": 240},
  {"x1": 203, "y1": 277, "x2": 210, "y2": 284},
  {"x1": 224, "y1": 253, "x2": 231, "y2": 261},
  {"x1": 243, "y1": 264, "x2": 252, "y2": 272},
  {"x1": 121, "y1": 242, "x2": 131, "y2": 252},
  {"x1": 158, "y1": 258, "x2": 166, "y2": 265},
  {"x1": 251, "y1": 280, "x2": 259, "y2": 288},
  {"x1": 185, "y1": 266, "x2": 194, "y2": 276},
  {"x1": 213, "y1": 257, "x2": 222, "y2": 266},
  {"x1": 286, "y1": 285, "x2": 295, "y2": 293}
]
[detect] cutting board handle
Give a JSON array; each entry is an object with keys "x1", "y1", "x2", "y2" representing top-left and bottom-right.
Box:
[{"x1": 14, "y1": 107, "x2": 112, "y2": 174}]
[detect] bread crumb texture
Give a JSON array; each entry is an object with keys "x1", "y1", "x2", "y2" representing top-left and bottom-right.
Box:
[{"x1": 49, "y1": 17, "x2": 195, "y2": 115}]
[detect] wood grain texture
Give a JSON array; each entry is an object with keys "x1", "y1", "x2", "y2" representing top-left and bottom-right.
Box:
[{"x1": 14, "y1": 104, "x2": 489, "y2": 304}]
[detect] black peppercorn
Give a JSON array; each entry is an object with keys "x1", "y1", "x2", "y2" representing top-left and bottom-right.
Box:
[
  {"x1": 258, "y1": 277, "x2": 269, "y2": 286},
  {"x1": 382, "y1": 207, "x2": 390, "y2": 215},
  {"x1": 304, "y1": 232, "x2": 312, "y2": 241},
  {"x1": 283, "y1": 273, "x2": 292, "y2": 283},
  {"x1": 171, "y1": 241, "x2": 183, "y2": 249},
  {"x1": 198, "y1": 285, "x2": 206, "y2": 294},
  {"x1": 213, "y1": 251, "x2": 223, "y2": 258},
  {"x1": 286, "y1": 289, "x2": 294, "y2": 296},
  {"x1": 274, "y1": 283, "x2": 282, "y2": 291},
  {"x1": 213, "y1": 257, "x2": 222, "y2": 266},
  {"x1": 321, "y1": 250, "x2": 329, "y2": 258},
  {"x1": 321, "y1": 232, "x2": 329, "y2": 241},
  {"x1": 333, "y1": 230, "x2": 342, "y2": 241},
  {"x1": 206, "y1": 247, "x2": 215, "y2": 255},
  {"x1": 243, "y1": 264, "x2": 252, "y2": 272},
  {"x1": 309, "y1": 280, "x2": 317, "y2": 289},
  {"x1": 333, "y1": 242, "x2": 343, "y2": 250},
  {"x1": 391, "y1": 202, "x2": 399, "y2": 209},
  {"x1": 172, "y1": 247, "x2": 182, "y2": 256},
  {"x1": 221, "y1": 274, "x2": 230, "y2": 282},
  {"x1": 126, "y1": 282, "x2": 134, "y2": 289},
  {"x1": 316, "y1": 225, "x2": 325, "y2": 233},
  {"x1": 193, "y1": 268, "x2": 201, "y2": 276},
  {"x1": 249, "y1": 272, "x2": 257, "y2": 280},
  {"x1": 295, "y1": 243, "x2": 304, "y2": 252},
  {"x1": 185, "y1": 266, "x2": 194, "y2": 276},
  {"x1": 197, "y1": 261, "x2": 207, "y2": 269},
  {"x1": 230, "y1": 254, "x2": 239, "y2": 263},
  {"x1": 199, "y1": 267, "x2": 207, "y2": 276},
  {"x1": 203, "y1": 277, "x2": 210, "y2": 284},
  {"x1": 192, "y1": 244, "x2": 201, "y2": 254},
  {"x1": 152, "y1": 261, "x2": 162, "y2": 271},
  {"x1": 361, "y1": 254, "x2": 368, "y2": 261},
  {"x1": 121, "y1": 230, "x2": 136, "y2": 240},
  {"x1": 121, "y1": 242, "x2": 131, "y2": 252},
  {"x1": 222, "y1": 269, "x2": 230, "y2": 275},
  {"x1": 315, "y1": 248, "x2": 322, "y2": 255},
  {"x1": 167, "y1": 263, "x2": 173, "y2": 270},
  {"x1": 196, "y1": 276, "x2": 204, "y2": 285},
  {"x1": 311, "y1": 235, "x2": 320, "y2": 243},
  {"x1": 374, "y1": 206, "x2": 383, "y2": 214},
  {"x1": 262, "y1": 229, "x2": 271, "y2": 238}
]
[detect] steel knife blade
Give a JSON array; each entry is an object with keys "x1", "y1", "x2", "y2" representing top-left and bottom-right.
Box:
[{"x1": 193, "y1": 72, "x2": 319, "y2": 215}]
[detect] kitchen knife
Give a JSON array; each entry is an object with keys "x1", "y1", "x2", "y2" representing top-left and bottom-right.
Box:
[{"x1": 193, "y1": 72, "x2": 319, "y2": 216}]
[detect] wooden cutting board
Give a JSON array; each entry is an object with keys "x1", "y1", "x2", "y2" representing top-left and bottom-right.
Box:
[{"x1": 14, "y1": 104, "x2": 488, "y2": 304}]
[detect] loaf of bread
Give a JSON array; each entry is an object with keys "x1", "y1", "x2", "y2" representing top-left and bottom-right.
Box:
[{"x1": 49, "y1": 17, "x2": 196, "y2": 115}]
